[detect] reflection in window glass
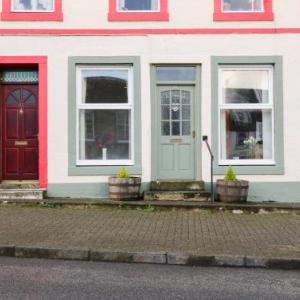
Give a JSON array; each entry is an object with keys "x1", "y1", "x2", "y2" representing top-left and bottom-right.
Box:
[
  {"x1": 79, "y1": 110, "x2": 131, "y2": 161},
  {"x1": 82, "y1": 69, "x2": 128, "y2": 104},
  {"x1": 222, "y1": 69, "x2": 270, "y2": 104},
  {"x1": 12, "y1": 0, "x2": 54, "y2": 11},
  {"x1": 118, "y1": 0, "x2": 159, "y2": 11},
  {"x1": 222, "y1": 0, "x2": 263, "y2": 12},
  {"x1": 156, "y1": 67, "x2": 196, "y2": 81},
  {"x1": 220, "y1": 110, "x2": 272, "y2": 160}
]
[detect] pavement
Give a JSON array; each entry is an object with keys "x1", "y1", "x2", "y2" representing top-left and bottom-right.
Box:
[{"x1": 0, "y1": 205, "x2": 300, "y2": 269}]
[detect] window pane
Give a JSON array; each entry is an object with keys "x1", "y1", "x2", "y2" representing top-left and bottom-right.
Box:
[
  {"x1": 222, "y1": 0, "x2": 263, "y2": 12},
  {"x1": 79, "y1": 110, "x2": 131, "y2": 161},
  {"x1": 118, "y1": 0, "x2": 159, "y2": 11},
  {"x1": 12, "y1": 0, "x2": 54, "y2": 11},
  {"x1": 156, "y1": 67, "x2": 196, "y2": 81},
  {"x1": 222, "y1": 69, "x2": 270, "y2": 104},
  {"x1": 82, "y1": 69, "x2": 129, "y2": 104},
  {"x1": 220, "y1": 109, "x2": 273, "y2": 161}
]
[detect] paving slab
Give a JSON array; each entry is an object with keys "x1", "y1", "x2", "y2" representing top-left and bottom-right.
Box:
[{"x1": 0, "y1": 206, "x2": 299, "y2": 269}]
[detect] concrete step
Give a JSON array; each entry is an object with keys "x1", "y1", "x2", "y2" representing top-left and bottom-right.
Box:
[
  {"x1": 150, "y1": 180, "x2": 205, "y2": 191},
  {"x1": 144, "y1": 190, "x2": 211, "y2": 202},
  {"x1": 0, "y1": 189, "x2": 46, "y2": 200}
]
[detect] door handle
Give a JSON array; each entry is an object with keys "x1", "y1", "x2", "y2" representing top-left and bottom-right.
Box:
[{"x1": 192, "y1": 131, "x2": 196, "y2": 138}]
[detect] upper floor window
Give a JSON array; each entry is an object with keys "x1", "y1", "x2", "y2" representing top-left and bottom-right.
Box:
[
  {"x1": 214, "y1": 0, "x2": 274, "y2": 21},
  {"x1": 108, "y1": 0, "x2": 169, "y2": 21},
  {"x1": 1, "y1": 0, "x2": 63, "y2": 21},
  {"x1": 12, "y1": 0, "x2": 54, "y2": 12},
  {"x1": 118, "y1": 0, "x2": 159, "y2": 12}
]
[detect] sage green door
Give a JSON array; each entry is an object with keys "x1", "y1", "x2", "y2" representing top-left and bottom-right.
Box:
[{"x1": 157, "y1": 86, "x2": 195, "y2": 179}]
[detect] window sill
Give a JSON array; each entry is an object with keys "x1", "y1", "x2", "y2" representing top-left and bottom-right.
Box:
[
  {"x1": 1, "y1": 12, "x2": 63, "y2": 21},
  {"x1": 213, "y1": 12, "x2": 274, "y2": 21},
  {"x1": 69, "y1": 165, "x2": 142, "y2": 176},
  {"x1": 108, "y1": 12, "x2": 169, "y2": 21}
]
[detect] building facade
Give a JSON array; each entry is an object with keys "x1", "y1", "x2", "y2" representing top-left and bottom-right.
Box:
[{"x1": 0, "y1": 0, "x2": 299, "y2": 202}]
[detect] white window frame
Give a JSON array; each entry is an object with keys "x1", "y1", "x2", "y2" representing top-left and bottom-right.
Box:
[
  {"x1": 218, "y1": 65, "x2": 275, "y2": 166},
  {"x1": 76, "y1": 65, "x2": 134, "y2": 166},
  {"x1": 11, "y1": 0, "x2": 55, "y2": 12},
  {"x1": 221, "y1": 0, "x2": 264, "y2": 13},
  {"x1": 116, "y1": 0, "x2": 160, "y2": 13}
]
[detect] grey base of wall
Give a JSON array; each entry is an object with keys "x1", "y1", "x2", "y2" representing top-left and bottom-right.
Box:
[{"x1": 48, "y1": 182, "x2": 300, "y2": 202}]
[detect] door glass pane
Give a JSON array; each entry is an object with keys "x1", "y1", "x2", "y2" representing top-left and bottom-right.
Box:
[
  {"x1": 171, "y1": 105, "x2": 180, "y2": 120},
  {"x1": 182, "y1": 90, "x2": 191, "y2": 104},
  {"x1": 171, "y1": 90, "x2": 180, "y2": 104},
  {"x1": 161, "y1": 121, "x2": 170, "y2": 136},
  {"x1": 182, "y1": 121, "x2": 191, "y2": 136},
  {"x1": 182, "y1": 105, "x2": 191, "y2": 120},
  {"x1": 12, "y1": 0, "x2": 54, "y2": 11},
  {"x1": 79, "y1": 109, "x2": 131, "y2": 161},
  {"x1": 161, "y1": 105, "x2": 170, "y2": 120},
  {"x1": 220, "y1": 109, "x2": 273, "y2": 160},
  {"x1": 172, "y1": 122, "x2": 180, "y2": 136},
  {"x1": 156, "y1": 67, "x2": 196, "y2": 81},
  {"x1": 222, "y1": 0, "x2": 263, "y2": 12},
  {"x1": 222, "y1": 69, "x2": 270, "y2": 104},
  {"x1": 118, "y1": 0, "x2": 159, "y2": 11},
  {"x1": 161, "y1": 91, "x2": 170, "y2": 104},
  {"x1": 81, "y1": 69, "x2": 129, "y2": 104}
]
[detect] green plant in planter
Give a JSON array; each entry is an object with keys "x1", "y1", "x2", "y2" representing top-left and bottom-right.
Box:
[
  {"x1": 108, "y1": 167, "x2": 141, "y2": 201},
  {"x1": 216, "y1": 166, "x2": 249, "y2": 203},
  {"x1": 118, "y1": 167, "x2": 129, "y2": 179},
  {"x1": 224, "y1": 166, "x2": 237, "y2": 181}
]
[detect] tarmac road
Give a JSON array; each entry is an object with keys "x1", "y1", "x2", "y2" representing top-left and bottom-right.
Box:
[{"x1": 0, "y1": 257, "x2": 299, "y2": 300}]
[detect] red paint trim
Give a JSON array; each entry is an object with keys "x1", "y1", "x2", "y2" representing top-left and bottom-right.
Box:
[
  {"x1": 1, "y1": 0, "x2": 63, "y2": 21},
  {"x1": 0, "y1": 56, "x2": 48, "y2": 188},
  {"x1": 108, "y1": 0, "x2": 169, "y2": 21},
  {"x1": 0, "y1": 28, "x2": 300, "y2": 35},
  {"x1": 214, "y1": 0, "x2": 274, "y2": 21}
]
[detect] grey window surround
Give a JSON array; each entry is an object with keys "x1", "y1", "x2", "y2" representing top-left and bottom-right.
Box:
[
  {"x1": 211, "y1": 56, "x2": 284, "y2": 175},
  {"x1": 68, "y1": 56, "x2": 142, "y2": 176}
]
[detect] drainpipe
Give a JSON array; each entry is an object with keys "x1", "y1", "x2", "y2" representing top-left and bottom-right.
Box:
[{"x1": 202, "y1": 136, "x2": 214, "y2": 202}]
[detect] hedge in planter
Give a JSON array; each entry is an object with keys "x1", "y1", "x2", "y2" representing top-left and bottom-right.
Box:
[{"x1": 216, "y1": 166, "x2": 249, "y2": 203}]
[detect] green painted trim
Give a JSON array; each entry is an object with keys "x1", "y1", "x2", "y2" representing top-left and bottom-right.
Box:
[
  {"x1": 211, "y1": 56, "x2": 284, "y2": 175},
  {"x1": 49, "y1": 181, "x2": 300, "y2": 202},
  {"x1": 48, "y1": 182, "x2": 150, "y2": 198},
  {"x1": 150, "y1": 64, "x2": 202, "y2": 180},
  {"x1": 68, "y1": 56, "x2": 142, "y2": 176}
]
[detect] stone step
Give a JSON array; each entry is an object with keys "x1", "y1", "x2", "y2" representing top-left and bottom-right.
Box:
[
  {"x1": 0, "y1": 189, "x2": 46, "y2": 200},
  {"x1": 150, "y1": 180, "x2": 205, "y2": 191},
  {"x1": 144, "y1": 191, "x2": 211, "y2": 202}
]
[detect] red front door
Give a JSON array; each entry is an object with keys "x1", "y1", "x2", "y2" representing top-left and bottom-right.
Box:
[{"x1": 2, "y1": 84, "x2": 39, "y2": 180}]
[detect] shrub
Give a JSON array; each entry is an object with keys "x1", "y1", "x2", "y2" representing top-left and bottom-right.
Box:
[
  {"x1": 117, "y1": 167, "x2": 129, "y2": 178},
  {"x1": 224, "y1": 166, "x2": 237, "y2": 181}
]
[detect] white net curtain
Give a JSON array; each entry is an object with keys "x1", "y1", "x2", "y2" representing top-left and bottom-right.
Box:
[{"x1": 12, "y1": 0, "x2": 54, "y2": 11}]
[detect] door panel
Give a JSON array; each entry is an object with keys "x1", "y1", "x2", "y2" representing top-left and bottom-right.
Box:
[
  {"x1": 2, "y1": 84, "x2": 38, "y2": 180},
  {"x1": 157, "y1": 86, "x2": 195, "y2": 179}
]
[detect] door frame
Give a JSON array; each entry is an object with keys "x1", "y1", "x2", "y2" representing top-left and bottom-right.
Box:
[
  {"x1": 150, "y1": 64, "x2": 202, "y2": 181},
  {"x1": 0, "y1": 57, "x2": 48, "y2": 188}
]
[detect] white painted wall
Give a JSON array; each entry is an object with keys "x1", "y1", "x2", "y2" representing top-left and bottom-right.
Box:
[
  {"x1": 0, "y1": 34, "x2": 300, "y2": 184},
  {"x1": 0, "y1": 0, "x2": 299, "y2": 29}
]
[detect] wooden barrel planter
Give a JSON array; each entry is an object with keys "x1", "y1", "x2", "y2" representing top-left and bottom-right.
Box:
[
  {"x1": 216, "y1": 179, "x2": 249, "y2": 203},
  {"x1": 108, "y1": 176, "x2": 141, "y2": 201}
]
